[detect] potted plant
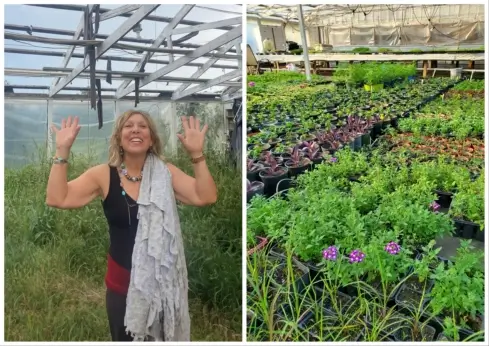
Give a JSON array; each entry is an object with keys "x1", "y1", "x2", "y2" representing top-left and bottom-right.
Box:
[
  {"x1": 247, "y1": 179, "x2": 265, "y2": 203},
  {"x1": 285, "y1": 147, "x2": 311, "y2": 177},
  {"x1": 258, "y1": 153, "x2": 289, "y2": 196},
  {"x1": 247, "y1": 158, "x2": 264, "y2": 182},
  {"x1": 299, "y1": 141, "x2": 325, "y2": 166}
]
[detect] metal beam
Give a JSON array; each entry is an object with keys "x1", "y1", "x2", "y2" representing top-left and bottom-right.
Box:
[
  {"x1": 172, "y1": 39, "x2": 239, "y2": 96},
  {"x1": 6, "y1": 67, "x2": 240, "y2": 86},
  {"x1": 29, "y1": 4, "x2": 237, "y2": 31},
  {"x1": 4, "y1": 33, "x2": 239, "y2": 60},
  {"x1": 51, "y1": 4, "x2": 95, "y2": 88},
  {"x1": 5, "y1": 92, "x2": 222, "y2": 102},
  {"x1": 171, "y1": 17, "x2": 241, "y2": 35},
  {"x1": 116, "y1": 5, "x2": 194, "y2": 99},
  {"x1": 99, "y1": 5, "x2": 142, "y2": 21},
  {"x1": 116, "y1": 25, "x2": 242, "y2": 99},
  {"x1": 221, "y1": 89, "x2": 242, "y2": 102},
  {"x1": 6, "y1": 84, "x2": 214, "y2": 94},
  {"x1": 5, "y1": 23, "x2": 237, "y2": 52},
  {"x1": 49, "y1": 5, "x2": 159, "y2": 97},
  {"x1": 172, "y1": 69, "x2": 241, "y2": 100},
  {"x1": 5, "y1": 48, "x2": 238, "y2": 70}
]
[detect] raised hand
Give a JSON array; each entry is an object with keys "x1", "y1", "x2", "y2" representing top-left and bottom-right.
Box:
[
  {"x1": 51, "y1": 116, "x2": 81, "y2": 150},
  {"x1": 177, "y1": 116, "x2": 208, "y2": 157}
]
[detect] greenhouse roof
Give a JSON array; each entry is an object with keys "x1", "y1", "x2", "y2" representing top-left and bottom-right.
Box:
[
  {"x1": 247, "y1": 4, "x2": 485, "y2": 24},
  {"x1": 4, "y1": 4, "x2": 243, "y2": 102}
]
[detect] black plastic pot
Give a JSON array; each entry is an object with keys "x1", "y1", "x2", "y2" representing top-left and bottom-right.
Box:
[
  {"x1": 432, "y1": 315, "x2": 484, "y2": 342},
  {"x1": 395, "y1": 321, "x2": 436, "y2": 341},
  {"x1": 247, "y1": 169, "x2": 262, "y2": 182},
  {"x1": 285, "y1": 161, "x2": 311, "y2": 178},
  {"x1": 360, "y1": 132, "x2": 371, "y2": 147},
  {"x1": 474, "y1": 228, "x2": 484, "y2": 242},
  {"x1": 394, "y1": 277, "x2": 433, "y2": 312},
  {"x1": 311, "y1": 156, "x2": 325, "y2": 169},
  {"x1": 259, "y1": 168, "x2": 289, "y2": 197},
  {"x1": 297, "y1": 309, "x2": 338, "y2": 341},
  {"x1": 453, "y1": 219, "x2": 479, "y2": 240},
  {"x1": 269, "y1": 244, "x2": 287, "y2": 259},
  {"x1": 435, "y1": 189, "x2": 453, "y2": 209},
  {"x1": 364, "y1": 310, "x2": 408, "y2": 341},
  {"x1": 372, "y1": 122, "x2": 383, "y2": 139},
  {"x1": 247, "y1": 182, "x2": 265, "y2": 203}
]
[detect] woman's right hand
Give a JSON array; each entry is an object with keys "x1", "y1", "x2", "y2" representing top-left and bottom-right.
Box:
[{"x1": 51, "y1": 116, "x2": 81, "y2": 151}]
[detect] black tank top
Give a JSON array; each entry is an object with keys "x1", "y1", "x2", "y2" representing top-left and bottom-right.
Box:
[{"x1": 102, "y1": 165, "x2": 139, "y2": 271}]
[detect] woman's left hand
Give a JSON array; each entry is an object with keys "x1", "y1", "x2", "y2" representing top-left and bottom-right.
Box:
[{"x1": 177, "y1": 116, "x2": 208, "y2": 157}]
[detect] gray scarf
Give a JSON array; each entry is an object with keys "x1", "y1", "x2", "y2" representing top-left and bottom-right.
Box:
[{"x1": 124, "y1": 154, "x2": 190, "y2": 341}]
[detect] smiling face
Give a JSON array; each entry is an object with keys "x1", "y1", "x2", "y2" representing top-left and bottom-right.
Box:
[{"x1": 119, "y1": 113, "x2": 153, "y2": 155}]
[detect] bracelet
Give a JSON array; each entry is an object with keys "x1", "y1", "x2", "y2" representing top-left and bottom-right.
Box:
[
  {"x1": 191, "y1": 154, "x2": 205, "y2": 164},
  {"x1": 52, "y1": 156, "x2": 68, "y2": 164}
]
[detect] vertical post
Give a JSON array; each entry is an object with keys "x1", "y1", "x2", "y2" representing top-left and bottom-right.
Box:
[
  {"x1": 236, "y1": 43, "x2": 242, "y2": 70},
  {"x1": 167, "y1": 35, "x2": 174, "y2": 63},
  {"x1": 297, "y1": 5, "x2": 311, "y2": 81},
  {"x1": 422, "y1": 60, "x2": 428, "y2": 78},
  {"x1": 169, "y1": 102, "x2": 178, "y2": 156},
  {"x1": 47, "y1": 99, "x2": 53, "y2": 159}
]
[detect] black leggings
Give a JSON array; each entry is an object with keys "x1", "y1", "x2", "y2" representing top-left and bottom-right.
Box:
[{"x1": 106, "y1": 288, "x2": 133, "y2": 341}]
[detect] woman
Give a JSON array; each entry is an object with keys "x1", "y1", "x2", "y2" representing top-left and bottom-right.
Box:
[{"x1": 46, "y1": 110, "x2": 217, "y2": 341}]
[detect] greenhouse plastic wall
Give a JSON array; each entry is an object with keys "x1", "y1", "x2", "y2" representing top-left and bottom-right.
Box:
[
  {"x1": 4, "y1": 99, "x2": 227, "y2": 168},
  {"x1": 248, "y1": 4, "x2": 484, "y2": 49}
]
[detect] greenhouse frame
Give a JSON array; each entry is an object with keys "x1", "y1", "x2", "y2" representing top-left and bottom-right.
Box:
[{"x1": 4, "y1": 4, "x2": 243, "y2": 167}]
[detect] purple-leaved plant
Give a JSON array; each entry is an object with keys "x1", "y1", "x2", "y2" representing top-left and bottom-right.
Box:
[
  {"x1": 247, "y1": 179, "x2": 264, "y2": 192},
  {"x1": 298, "y1": 141, "x2": 322, "y2": 160},
  {"x1": 247, "y1": 158, "x2": 263, "y2": 173},
  {"x1": 286, "y1": 147, "x2": 311, "y2": 168},
  {"x1": 260, "y1": 153, "x2": 287, "y2": 176}
]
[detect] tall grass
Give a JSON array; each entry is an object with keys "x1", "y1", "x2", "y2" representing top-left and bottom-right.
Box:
[{"x1": 4, "y1": 148, "x2": 241, "y2": 341}]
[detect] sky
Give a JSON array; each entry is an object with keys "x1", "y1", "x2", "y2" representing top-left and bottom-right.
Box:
[{"x1": 4, "y1": 4, "x2": 243, "y2": 96}]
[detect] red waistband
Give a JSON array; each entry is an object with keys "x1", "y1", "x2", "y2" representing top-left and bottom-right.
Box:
[{"x1": 105, "y1": 254, "x2": 130, "y2": 296}]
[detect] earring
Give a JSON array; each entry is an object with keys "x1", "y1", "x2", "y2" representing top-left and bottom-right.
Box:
[
  {"x1": 119, "y1": 147, "x2": 124, "y2": 156},
  {"x1": 148, "y1": 146, "x2": 153, "y2": 153}
]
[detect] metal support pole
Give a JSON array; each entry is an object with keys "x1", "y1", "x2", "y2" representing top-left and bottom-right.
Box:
[{"x1": 297, "y1": 5, "x2": 311, "y2": 81}]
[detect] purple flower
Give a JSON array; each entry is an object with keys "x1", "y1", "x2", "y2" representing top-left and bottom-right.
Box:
[
  {"x1": 121, "y1": 169, "x2": 127, "y2": 175},
  {"x1": 384, "y1": 241, "x2": 401, "y2": 255},
  {"x1": 330, "y1": 157, "x2": 338, "y2": 163},
  {"x1": 430, "y1": 201, "x2": 440, "y2": 212},
  {"x1": 322, "y1": 246, "x2": 338, "y2": 261},
  {"x1": 248, "y1": 81, "x2": 255, "y2": 87},
  {"x1": 349, "y1": 249, "x2": 365, "y2": 263}
]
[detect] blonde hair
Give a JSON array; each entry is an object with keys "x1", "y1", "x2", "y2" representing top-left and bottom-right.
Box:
[{"x1": 108, "y1": 110, "x2": 165, "y2": 166}]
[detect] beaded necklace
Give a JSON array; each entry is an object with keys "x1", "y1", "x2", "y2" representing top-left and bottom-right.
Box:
[{"x1": 117, "y1": 162, "x2": 142, "y2": 226}]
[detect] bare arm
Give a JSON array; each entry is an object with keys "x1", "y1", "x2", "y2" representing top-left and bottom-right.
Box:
[
  {"x1": 46, "y1": 150, "x2": 105, "y2": 209},
  {"x1": 167, "y1": 160, "x2": 217, "y2": 206}
]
